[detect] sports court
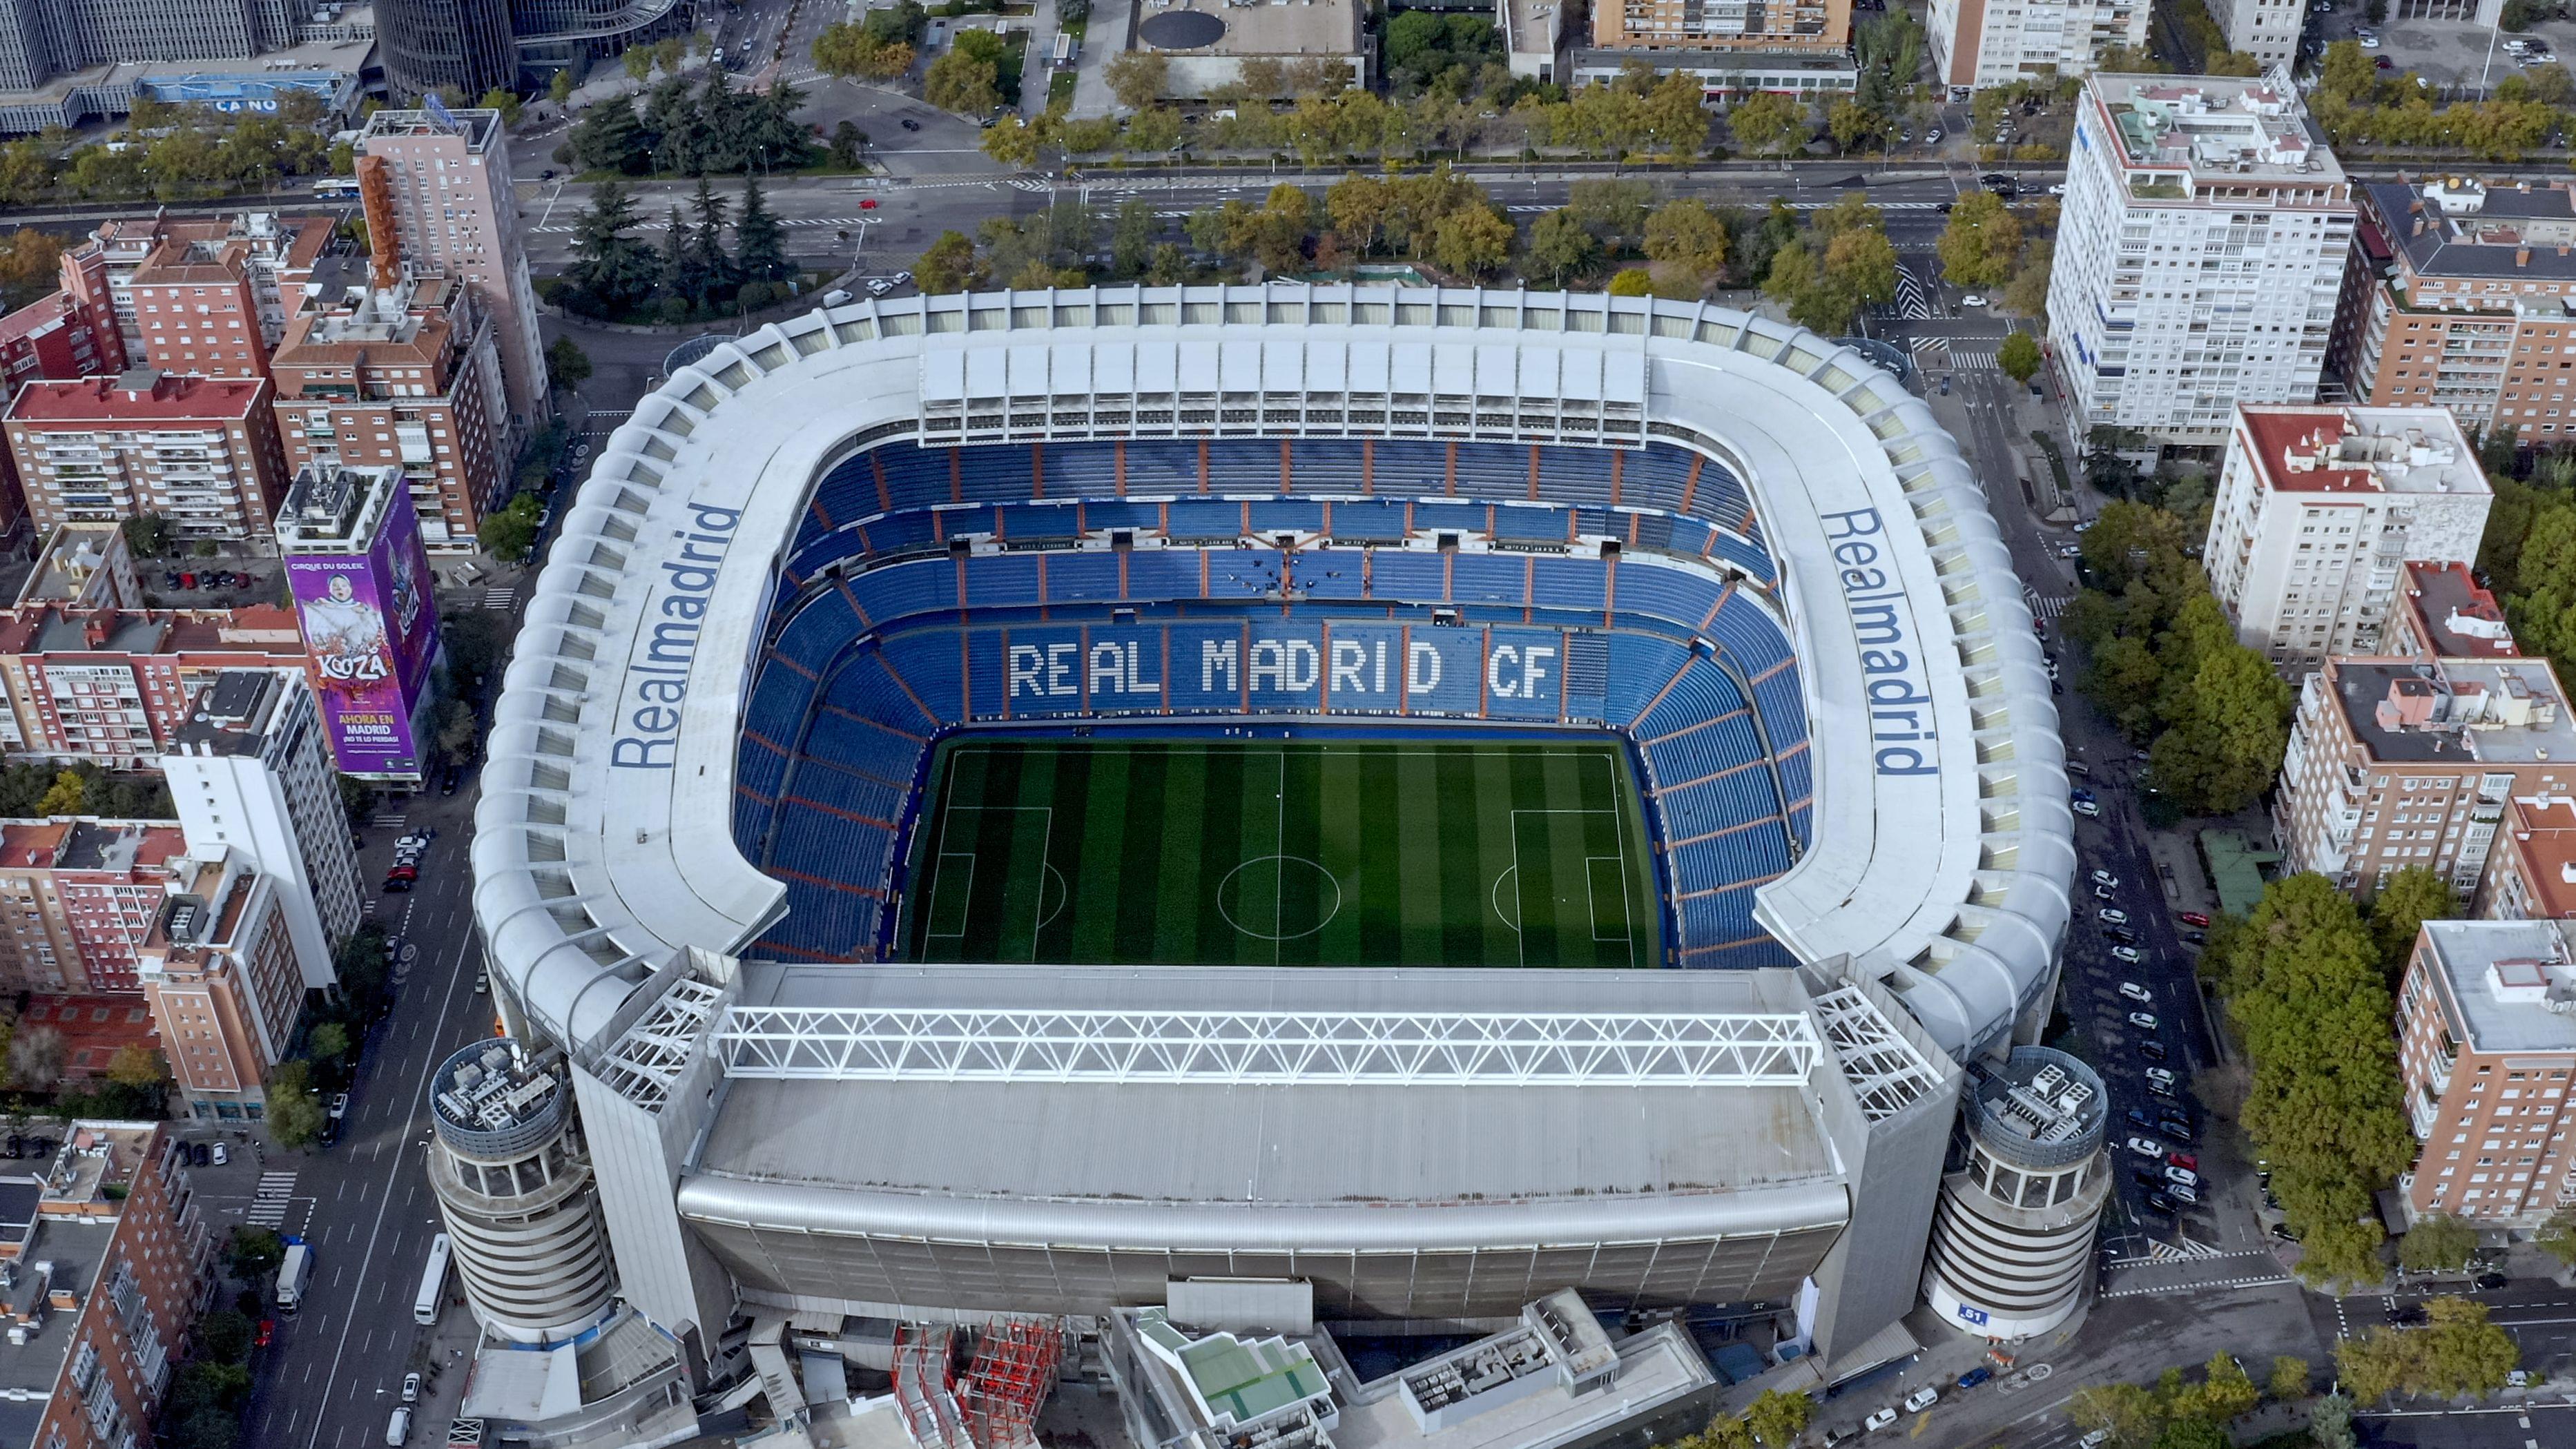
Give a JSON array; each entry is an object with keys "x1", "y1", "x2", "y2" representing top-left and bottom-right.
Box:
[{"x1": 899, "y1": 736, "x2": 1664, "y2": 968}]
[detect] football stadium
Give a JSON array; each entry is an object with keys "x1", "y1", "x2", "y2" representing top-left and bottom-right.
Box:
[{"x1": 469, "y1": 286, "x2": 2078, "y2": 1439}]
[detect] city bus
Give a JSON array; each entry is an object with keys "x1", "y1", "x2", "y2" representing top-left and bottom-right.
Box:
[
  {"x1": 312, "y1": 177, "x2": 360, "y2": 200},
  {"x1": 413, "y1": 1233, "x2": 452, "y2": 1325}
]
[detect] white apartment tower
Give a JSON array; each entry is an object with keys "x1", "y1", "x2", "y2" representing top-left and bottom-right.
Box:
[
  {"x1": 2209, "y1": 0, "x2": 2306, "y2": 68},
  {"x1": 354, "y1": 108, "x2": 549, "y2": 449},
  {"x1": 1926, "y1": 0, "x2": 2149, "y2": 89},
  {"x1": 2046, "y1": 70, "x2": 2356, "y2": 447},
  {"x1": 159, "y1": 669, "x2": 361, "y2": 978},
  {"x1": 2205, "y1": 405, "x2": 2492, "y2": 670}
]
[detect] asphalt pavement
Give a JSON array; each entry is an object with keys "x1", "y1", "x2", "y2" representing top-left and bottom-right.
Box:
[{"x1": 234, "y1": 754, "x2": 503, "y2": 1449}]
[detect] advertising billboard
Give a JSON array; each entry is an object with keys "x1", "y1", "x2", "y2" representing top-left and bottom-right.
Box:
[{"x1": 288, "y1": 491, "x2": 440, "y2": 779}]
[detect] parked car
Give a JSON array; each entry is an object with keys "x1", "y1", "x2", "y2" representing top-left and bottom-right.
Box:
[
  {"x1": 2098, "y1": 907, "x2": 2129, "y2": 925},
  {"x1": 1926, "y1": 127, "x2": 1944, "y2": 143},
  {"x1": 2138, "y1": 1040, "x2": 2167, "y2": 1060},
  {"x1": 386, "y1": 1406, "x2": 411, "y2": 1446},
  {"x1": 1864, "y1": 1408, "x2": 1897, "y2": 1432},
  {"x1": 2169, "y1": 1181, "x2": 2200, "y2": 1205},
  {"x1": 2127, "y1": 1011, "x2": 2159, "y2": 1031},
  {"x1": 1955, "y1": 1367, "x2": 1991, "y2": 1390},
  {"x1": 211, "y1": 1142, "x2": 228, "y2": 1165},
  {"x1": 2167, "y1": 1150, "x2": 2198, "y2": 1171},
  {"x1": 2145, "y1": 1192, "x2": 2179, "y2": 1214},
  {"x1": 2165, "y1": 1165, "x2": 2200, "y2": 1187},
  {"x1": 256, "y1": 1318, "x2": 275, "y2": 1348},
  {"x1": 2127, "y1": 1136, "x2": 2163, "y2": 1158},
  {"x1": 900, "y1": 117, "x2": 921, "y2": 130},
  {"x1": 2269, "y1": 1221, "x2": 2299, "y2": 1243},
  {"x1": 2107, "y1": 927, "x2": 2138, "y2": 945},
  {"x1": 2118, "y1": 982, "x2": 2152, "y2": 1004},
  {"x1": 1959, "y1": 293, "x2": 1989, "y2": 307},
  {"x1": 2178, "y1": 911, "x2": 2210, "y2": 927},
  {"x1": 2090, "y1": 869, "x2": 2118, "y2": 888},
  {"x1": 2145, "y1": 1066, "x2": 2177, "y2": 1087},
  {"x1": 2111, "y1": 945, "x2": 2142, "y2": 963},
  {"x1": 191, "y1": 1142, "x2": 208, "y2": 1165},
  {"x1": 2159, "y1": 1118, "x2": 2196, "y2": 1142},
  {"x1": 2073, "y1": 799, "x2": 2102, "y2": 817},
  {"x1": 1902, "y1": 1388, "x2": 1938, "y2": 1414},
  {"x1": 2126, "y1": 1108, "x2": 2160, "y2": 1131},
  {"x1": 2182, "y1": 929, "x2": 2207, "y2": 945},
  {"x1": 403, "y1": 1373, "x2": 421, "y2": 1403}
]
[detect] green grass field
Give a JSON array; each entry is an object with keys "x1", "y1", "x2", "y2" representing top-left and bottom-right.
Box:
[{"x1": 898, "y1": 737, "x2": 1663, "y2": 968}]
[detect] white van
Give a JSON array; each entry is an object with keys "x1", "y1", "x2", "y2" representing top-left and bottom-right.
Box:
[
  {"x1": 385, "y1": 1406, "x2": 411, "y2": 1445},
  {"x1": 822, "y1": 289, "x2": 852, "y2": 307}
]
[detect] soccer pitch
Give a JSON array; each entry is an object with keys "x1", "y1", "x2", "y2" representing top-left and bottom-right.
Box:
[{"x1": 898, "y1": 737, "x2": 1664, "y2": 969}]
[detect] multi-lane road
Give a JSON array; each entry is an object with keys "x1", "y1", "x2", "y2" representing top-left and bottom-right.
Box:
[{"x1": 233, "y1": 754, "x2": 498, "y2": 1449}]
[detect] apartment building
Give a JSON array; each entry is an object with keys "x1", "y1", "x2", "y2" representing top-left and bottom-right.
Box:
[
  {"x1": 2208, "y1": 0, "x2": 2304, "y2": 68},
  {"x1": 0, "y1": 289, "x2": 117, "y2": 393},
  {"x1": 2383, "y1": 561, "x2": 2521, "y2": 665},
  {"x1": 269, "y1": 268, "x2": 510, "y2": 550},
  {"x1": 2472, "y1": 794, "x2": 2576, "y2": 922},
  {"x1": 1590, "y1": 0, "x2": 1850, "y2": 52},
  {"x1": 0, "y1": 817, "x2": 187, "y2": 993},
  {"x1": 16, "y1": 524, "x2": 145, "y2": 612},
  {"x1": 2045, "y1": 71, "x2": 2356, "y2": 447},
  {"x1": 137, "y1": 846, "x2": 318, "y2": 1119},
  {"x1": 2202, "y1": 405, "x2": 2490, "y2": 670},
  {"x1": 2274, "y1": 654, "x2": 2576, "y2": 895},
  {"x1": 355, "y1": 109, "x2": 546, "y2": 446},
  {"x1": 0, "y1": 1123, "x2": 213, "y2": 1449},
  {"x1": 2395, "y1": 919, "x2": 2576, "y2": 1226},
  {"x1": 0, "y1": 606, "x2": 308, "y2": 768},
  {"x1": 1926, "y1": 0, "x2": 2148, "y2": 89},
  {"x1": 75, "y1": 211, "x2": 331, "y2": 369},
  {"x1": 1, "y1": 370, "x2": 287, "y2": 541},
  {"x1": 159, "y1": 668, "x2": 360, "y2": 964},
  {"x1": 2341, "y1": 178, "x2": 2576, "y2": 438}
]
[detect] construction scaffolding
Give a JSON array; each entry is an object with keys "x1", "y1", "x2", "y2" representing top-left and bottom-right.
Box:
[
  {"x1": 895, "y1": 1323, "x2": 969, "y2": 1449},
  {"x1": 959, "y1": 1319, "x2": 1067, "y2": 1449}
]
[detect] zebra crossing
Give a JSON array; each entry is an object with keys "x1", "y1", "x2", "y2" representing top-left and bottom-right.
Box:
[
  {"x1": 1892, "y1": 266, "x2": 1930, "y2": 321},
  {"x1": 482, "y1": 588, "x2": 517, "y2": 611},
  {"x1": 1948, "y1": 346, "x2": 2000, "y2": 369},
  {"x1": 370, "y1": 812, "x2": 407, "y2": 830},
  {"x1": 246, "y1": 1171, "x2": 301, "y2": 1229},
  {"x1": 2031, "y1": 594, "x2": 2074, "y2": 622}
]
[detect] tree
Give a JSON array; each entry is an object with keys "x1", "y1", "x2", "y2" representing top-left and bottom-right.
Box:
[
  {"x1": 2194, "y1": 1352, "x2": 2260, "y2": 1423},
  {"x1": 476, "y1": 87, "x2": 523, "y2": 126},
  {"x1": 477, "y1": 493, "x2": 543, "y2": 563},
  {"x1": 924, "y1": 41, "x2": 1002, "y2": 116},
  {"x1": 687, "y1": 177, "x2": 735, "y2": 307},
  {"x1": 2209, "y1": 872, "x2": 2418, "y2": 1286},
  {"x1": 1823, "y1": 227, "x2": 1898, "y2": 308},
  {"x1": 35, "y1": 769, "x2": 82, "y2": 817},
  {"x1": 1430, "y1": 206, "x2": 1513, "y2": 280},
  {"x1": 1326, "y1": 173, "x2": 1391, "y2": 255},
  {"x1": 122, "y1": 514, "x2": 174, "y2": 559},
  {"x1": 829, "y1": 120, "x2": 867, "y2": 168},
  {"x1": 105, "y1": 1045, "x2": 166, "y2": 1091},
  {"x1": 1643, "y1": 199, "x2": 1729, "y2": 284},
  {"x1": 566, "y1": 179, "x2": 657, "y2": 313},
  {"x1": 2004, "y1": 237, "x2": 2053, "y2": 317},
  {"x1": 1998, "y1": 331, "x2": 2042, "y2": 383},
  {"x1": 1937, "y1": 190, "x2": 2023, "y2": 289},
  {"x1": 225, "y1": 1227, "x2": 285, "y2": 1281},
  {"x1": 1740, "y1": 1390, "x2": 1810, "y2": 1449},
  {"x1": 915, "y1": 230, "x2": 985, "y2": 294},
  {"x1": 982, "y1": 114, "x2": 1040, "y2": 167},
  {"x1": 2309, "y1": 1391, "x2": 2356, "y2": 1449},
  {"x1": 1828, "y1": 98, "x2": 1894, "y2": 152},
  {"x1": 814, "y1": 21, "x2": 918, "y2": 83},
  {"x1": 1607, "y1": 268, "x2": 1654, "y2": 296},
  {"x1": 1527, "y1": 209, "x2": 1597, "y2": 286},
  {"x1": 2539, "y1": 1206, "x2": 2576, "y2": 1267},
  {"x1": 734, "y1": 172, "x2": 787, "y2": 284},
  {"x1": 2336, "y1": 1296, "x2": 2520, "y2": 1401},
  {"x1": 2320, "y1": 39, "x2": 2381, "y2": 106},
  {"x1": 2267, "y1": 1356, "x2": 2310, "y2": 1403},
  {"x1": 1107, "y1": 50, "x2": 1170, "y2": 111},
  {"x1": 1567, "y1": 179, "x2": 1652, "y2": 253},
  {"x1": 2151, "y1": 1423, "x2": 2227, "y2": 1449},
  {"x1": 2369, "y1": 866, "x2": 2455, "y2": 983},
  {"x1": 2066, "y1": 1382, "x2": 2161, "y2": 1449},
  {"x1": 1125, "y1": 106, "x2": 1183, "y2": 156},
  {"x1": 6, "y1": 1024, "x2": 63, "y2": 1091},
  {"x1": 548, "y1": 70, "x2": 574, "y2": 104},
  {"x1": 2399, "y1": 1212, "x2": 2480, "y2": 1273},
  {"x1": 264, "y1": 1060, "x2": 326, "y2": 1148},
  {"x1": 569, "y1": 97, "x2": 650, "y2": 174},
  {"x1": 545, "y1": 337, "x2": 592, "y2": 393},
  {"x1": 1727, "y1": 92, "x2": 1804, "y2": 160}
]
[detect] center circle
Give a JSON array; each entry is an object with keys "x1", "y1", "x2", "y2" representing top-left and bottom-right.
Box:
[{"x1": 1217, "y1": 855, "x2": 1342, "y2": 941}]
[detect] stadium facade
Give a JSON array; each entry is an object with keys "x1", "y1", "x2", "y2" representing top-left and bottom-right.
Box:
[{"x1": 468, "y1": 286, "x2": 2078, "y2": 1435}]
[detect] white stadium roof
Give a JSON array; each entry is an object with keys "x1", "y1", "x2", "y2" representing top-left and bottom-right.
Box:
[{"x1": 469, "y1": 284, "x2": 2074, "y2": 1078}]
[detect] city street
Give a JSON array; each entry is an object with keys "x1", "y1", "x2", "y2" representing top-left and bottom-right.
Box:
[{"x1": 231, "y1": 759, "x2": 501, "y2": 1449}]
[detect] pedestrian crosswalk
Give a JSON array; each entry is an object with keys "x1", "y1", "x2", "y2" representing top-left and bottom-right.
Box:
[
  {"x1": 530, "y1": 215, "x2": 884, "y2": 235},
  {"x1": 1948, "y1": 347, "x2": 1999, "y2": 369},
  {"x1": 482, "y1": 588, "x2": 516, "y2": 611},
  {"x1": 2032, "y1": 594, "x2": 2074, "y2": 622},
  {"x1": 1908, "y1": 335, "x2": 1949, "y2": 364},
  {"x1": 247, "y1": 1170, "x2": 298, "y2": 1229},
  {"x1": 1788, "y1": 199, "x2": 1944, "y2": 210},
  {"x1": 1892, "y1": 266, "x2": 1930, "y2": 321},
  {"x1": 371, "y1": 813, "x2": 407, "y2": 830}
]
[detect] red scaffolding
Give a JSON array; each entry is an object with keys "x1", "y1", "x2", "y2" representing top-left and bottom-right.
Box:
[{"x1": 958, "y1": 1318, "x2": 1067, "y2": 1449}]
